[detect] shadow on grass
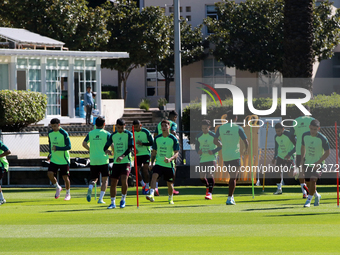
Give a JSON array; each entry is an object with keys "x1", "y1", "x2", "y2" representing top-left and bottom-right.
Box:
[
  {"x1": 243, "y1": 206, "x2": 294, "y2": 211},
  {"x1": 266, "y1": 212, "x2": 340, "y2": 217},
  {"x1": 152, "y1": 204, "x2": 212, "y2": 209},
  {"x1": 43, "y1": 208, "x2": 100, "y2": 213},
  {"x1": 5, "y1": 189, "x2": 53, "y2": 193}
]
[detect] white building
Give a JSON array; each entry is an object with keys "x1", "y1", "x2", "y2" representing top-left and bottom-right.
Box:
[{"x1": 0, "y1": 27, "x2": 128, "y2": 122}]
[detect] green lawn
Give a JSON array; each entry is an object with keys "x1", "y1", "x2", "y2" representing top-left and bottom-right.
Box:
[{"x1": 1, "y1": 185, "x2": 340, "y2": 254}]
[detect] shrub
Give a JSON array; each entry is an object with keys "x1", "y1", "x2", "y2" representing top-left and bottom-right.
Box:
[
  {"x1": 157, "y1": 97, "x2": 167, "y2": 107},
  {"x1": 0, "y1": 90, "x2": 47, "y2": 131},
  {"x1": 101, "y1": 91, "x2": 117, "y2": 99},
  {"x1": 139, "y1": 98, "x2": 150, "y2": 111}
]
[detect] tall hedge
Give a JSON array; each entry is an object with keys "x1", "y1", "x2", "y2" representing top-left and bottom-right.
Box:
[
  {"x1": 0, "y1": 90, "x2": 47, "y2": 131},
  {"x1": 183, "y1": 93, "x2": 340, "y2": 139}
]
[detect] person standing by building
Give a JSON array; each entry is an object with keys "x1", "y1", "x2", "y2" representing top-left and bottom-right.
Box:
[{"x1": 84, "y1": 86, "x2": 94, "y2": 125}]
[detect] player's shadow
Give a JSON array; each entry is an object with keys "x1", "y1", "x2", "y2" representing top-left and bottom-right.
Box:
[
  {"x1": 5, "y1": 189, "x2": 49, "y2": 193},
  {"x1": 42, "y1": 208, "x2": 99, "y2": 213},
  {"x1": 240, "y1": 198, "x2": 292, "y2": 203},
  {"x1": 243, "y1": 206, "x2": 294, "y2": 211},
  {"x1": 266, "y1": 212, "x2": 340, "y2": 217},
  {"x1": 152, "y1": 204, "x2": 211, "y2": 209}
]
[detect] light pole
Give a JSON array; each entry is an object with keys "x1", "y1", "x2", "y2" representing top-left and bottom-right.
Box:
[{"x1": 174, "y1": 0, "x2": 182, "y2": 131}]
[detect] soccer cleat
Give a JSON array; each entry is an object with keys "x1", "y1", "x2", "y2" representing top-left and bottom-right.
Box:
[
  {"x1": 205, "y1": 193, "x2": 212, "y2": 200},
  {"x1": 168, "y1": 199, "x2": 174, "y2": 205},
  {"x1": 97, "y1": 199, "x2": 106, "y2": 204},
  {"x1": 226, "y1": 199, "x2": 236, "y2": 205},
  {"x1": 314, "y1": 194, "x2": 321, "y2": 206},
  {"x1": 273, "y1": 189, "x2": 282, "y2": 195},
  {"x1": 0, "y1": 199, "x2": 6, "y2": 205},
  {"x1": 173, "y1": 189, "x2": 179, "y2": 195},
  {"x1": 205, "y1": 188, "x2": 209, "y2": 196},
  {"x1": 146, "y1": 194, "x2": 155, "y2": 202},
  {"x1": 55, "y1": 187, "x2": 62, "y2": 199},
  {"x1": 303, "y1": 185, "x2": 309, "y2": 195},
  {"x1": 154, "y1": 188, "x2": 160, "y2": 196},
  {"x1": 142, "y1": 185, "x2": 150, "y2": 195},
  {"x1": 86, "y1": 188, "x2": 92, "y2": 202},
  {"x1": 120, "y1": 200, "x2": 126, "y2": 208},
  {"x1": 303, "y1": 194, "x2": 308, "y2": 199},
  {"x1": 64, "y1": 194, "x2": 71, "y2": 201},
  {"x1": 304, "y1": 200, "x2": 311, "y2": 207},
  {"x1": 107, "y1": 203, "x2": 116, "y2": 209}
]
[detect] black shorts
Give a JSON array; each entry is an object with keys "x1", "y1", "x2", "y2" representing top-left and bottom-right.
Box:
[
  {"x1": 48, "y1": 162, "x2": 70, "y2": 176},
  {"x1": 224, "y1": 159, "x2": 241, "y2": 168},
  {"x1": 111, "y1": 163, "x2": 131, "y2": 179},
  {"x1": 90, "y1": 164, "x2": 109, "y2": 180},
  {"x1": 199, "y1": 161, "x2": 216, "y2": 177},
  {"x1": 276, "y1": 157, "x2": 294, "y2": 169},
  {"x1": 303, "y1": 165, "x2": 323, "y2": 181},
  {"x1": 136, "y1": 155, "x2": 150, "y2": 167},
  {"x1": 296, "y1": 155, "x2": 302, "y2": 167},
  {"x1": 0, "y1": 167, "x2": 6, "y2": 181},
  {"x1": 152, "y1": 165, "x2": 175, "y2": 182}
]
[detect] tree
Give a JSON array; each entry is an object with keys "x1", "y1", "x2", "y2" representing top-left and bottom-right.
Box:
[
  {"x1": 0, "y1": 0, "x2": 110, "y2": 51},
  {"x1": 101, "y1": 0, "x2": 169, "y2": 102},
  {"x1": 154, "y1": 16, "x2": 207, "y2": 102},
  {"x1": 205, "y1": 0, "x2": 340, "y2": 81}
]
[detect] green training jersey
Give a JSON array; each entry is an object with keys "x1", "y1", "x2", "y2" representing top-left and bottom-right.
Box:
[
  {"x1": 135, "y1": 128, "x2": 154, "y2": 156},
  {"x1": 48, "y1": 128, "x2": 71, "y2": 165},
  {"x1": 152, "y1": 134, "x2": 179, "y2": 168},
  {"x1": 110, "y1": 130, "x2": 133, "y2": 164},
  {"x1": 155, "y1": 120, "x2": 177, "y2": 135},
  {"x1": 291, "y1": 116, "x2": 314, "y2": 155},
  {"x1": 301, "y1": 131, "x2": 329, "y2": 166},
  {"x1": 84, "y1": 128, "x2": 112, "y2": 165},
  {"x1": 195, "y1": 131, "x2": 221, "y2": 163},
  {"x1": 0, "y1": 140, "x2": 9, "y2": 171},
  {"x1": 274, "y1": 130, "x2": 296, "y2": 160},
  {"x1": 215, "y1": 123, "x2": 247, "y2": 161}
]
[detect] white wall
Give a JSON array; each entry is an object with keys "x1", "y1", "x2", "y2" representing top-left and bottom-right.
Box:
[{"x1": 101, "y1": 99, "x2": 125, "y2": 125}]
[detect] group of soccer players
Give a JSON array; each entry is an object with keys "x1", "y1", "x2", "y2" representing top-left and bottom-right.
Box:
[{"x1": 0, "y1": 107, "x2": 332, "y2": 208}]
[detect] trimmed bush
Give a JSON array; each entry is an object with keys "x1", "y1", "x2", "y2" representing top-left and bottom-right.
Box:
[
  {"x1": 139, "y1": 98, "x2": 150, "y2": 111},
  {"x1": 183, "y1": 93, "x2": 340, "y2": 140},
  {"x1": 0, "y1": 90, "x2": 47, "y2": 131},
  {"x1": 101, "y1": 91, "x2": 117, "y2": 99}
]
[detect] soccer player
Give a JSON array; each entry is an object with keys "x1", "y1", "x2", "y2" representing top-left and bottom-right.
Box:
[
  {"x1": 146, "y1": 120, "x2": 179, "y2": 204},
  {"x1": 291, "y1": 106, "x2": 314, "y2": 198},
  {"x1": 0, "y1": 140, "x2": 11, "y2": 205},
  {"x1": 47, "y1": 118, "x2": 71, "y2": 200},
  {"x1": 301, "y1": 119, "x2": 330, "y2": 207},
  {"x1": 154, "y1": 110, "x2": 179, "y2": 195},
  {"x1": 107, "y1": 118, "x2": 133, "y2": 209},
  {"x1": 195, "y1": 119, "x2": 221, "y2": 200},
  {"x1": 272, "y1": 123, "x2": 296, "y2": 195},
  {"x1": 214, "y1": 111, "x2": 248, "y2": 205},
  {"x1": 132, "y1": 120, "x2": 154, "y2": 195},
  {"x1": 82, "y1": 116, "x2": 112, "y2": 204}
]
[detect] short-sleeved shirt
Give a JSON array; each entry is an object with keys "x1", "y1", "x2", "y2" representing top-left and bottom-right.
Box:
[
  {"x1": 301, "y1": 131, "x2": 330, "y2": 166},
  {"x1": 48, "y1": 128, "x2": 71, "y2": 165},
  {"x1": 215, "y1": 123, "x2": 247, "y2": 161},
  {"x1": 152, "y1": 134, "x2": 179, "y2": 168},
  {"x1": 84, "y1": 128, "x2": 112, "y2": 165},
  {"x1": 135, "y1": 128, "x2": 154, "y2": 156},
  {"x1": 195, "y1": 131, "x2": 220, "y2": 163},
  {"x1": 155, "y1": 120, "x2": 177, "y2": 135},
  {"x1": 291, "y1": 116, "x2": 314, "y2": 155},
  {"x1": 274, "y1": 130, "x2": 296, "y2": 160},
  {"x1": 0, "y1": 140, "x2": 9, "y2": 171},
  {"x1": 110, "y1": 130, "x2": 133, "y2": 164}
]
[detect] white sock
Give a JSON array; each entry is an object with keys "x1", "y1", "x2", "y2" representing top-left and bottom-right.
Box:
[
  {"x1": 0, "y1": 192, "x2": 3, "y2": 200},
  {"x1": 140, "y1": 180, "x2": 145, "y2": 187},
  {"x1": 156, "y1": 182, "x2": 159, "y2": 189},
  {"x1": 66, "y1": 189, "x2": 70, "y2": 195},
  {"x1": 228, "y1": 196, "x2": 232, "y2": 200},
  {"x1": 121, "y1": 194, "x2": 127, "y2": 201},
  {"x1": 54, "y1": 183, "x2": 60, "y2": 188},
  {"x1": 168, "y1": 194, "x2": 173, "y2": 201},
  {"x1": 314, "y1": 191, "x2": 319, "y2": 197},
  {"x1": 99, "y1": 191, "x2": 105, "y2": 200},
  {"x1": 145, "y1": 183, "x2": 149, "y2": 189},
  {"x1": 277, "y1": 183, "x2": 282, "y2": 190},
  {"x1": 307, "y1": 195, "x2": 313, "y2": 201},
  {"x1": 150, "y1": 189, "x2": 155, "y2": 196},
  {"x1": 89, "y1": 184, "x2": 94, "y2": 190},
  {"x1": 111, "y1": 197, "x2": 116, "y2": 204}
]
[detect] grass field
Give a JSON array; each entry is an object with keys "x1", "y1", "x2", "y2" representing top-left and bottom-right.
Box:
[{"x1": 1, "y1": 185, "x2": 340, "y2": 254}]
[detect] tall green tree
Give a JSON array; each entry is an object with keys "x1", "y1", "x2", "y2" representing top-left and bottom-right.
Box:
[
  {"x1": 154, "y1": 16, "x2": 207, "y2": 102},
  {"x1": 205, "y1": 0, "x2": 340, "y2": 86},
  {"x1": 102, "y1": 0, "x2": 169, "y2": 102},
  {"x1": 0, "y1": 0, "x2": 110, "y2": 51}
]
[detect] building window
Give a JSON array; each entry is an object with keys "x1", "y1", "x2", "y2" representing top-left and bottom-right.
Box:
[
  {"x1": 203, "y1": 57, "x2": 235, "y2": 86},
  {"x1": 206, "y1": 5, "x2": 218, "y2": 34},
  {"x1": 169, "y1": 6, "x2": 174, "y2": 13},
  {"x1": 186, "y1": 15, "x2": 191, "y2": 21},
  {"x1": 258, "y1": 72, "x2": 282, "y2": 95},
  {"x1": 146, "y1": 66, "x2": 174, "y2": 98},
  {"x1": 0, "y1": 64, "x2": 9, "y2": 90},
  {"x1": 186, "y1": 6, "x2": 191, "y2": 12},
  {"x1": 180, "y1": 6, "x2": 182, "y2": 12}
]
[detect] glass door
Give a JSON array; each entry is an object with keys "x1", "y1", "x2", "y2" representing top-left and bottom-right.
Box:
[{"x1": 74, "y1": 71, "x2": 85, "y2": 117}]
